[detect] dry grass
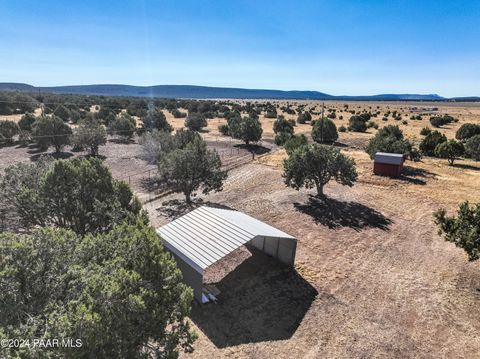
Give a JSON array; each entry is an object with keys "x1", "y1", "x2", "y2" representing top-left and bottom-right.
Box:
[
  {"x1": 0, "y1": 108, "x2": 42, "y2": 123},
  {"x1": 193, "y1": 100, "x2": 480, "y2": 146},
  {"x1": 2, "y1": 100, "x2": 480, "y2": 358},
  {"x1": 153, "y1": 152, "x2": 480, "y2": 359},
  {"x1": 158, "y1": 100, "x2": 480, "y2": 358}
]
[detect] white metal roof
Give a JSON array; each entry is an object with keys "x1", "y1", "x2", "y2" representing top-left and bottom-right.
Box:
[
  {"x1": 156, "y1": 206, "x2": 295, "y2": 274},
  {"x1": 374, "y1": 152, "x2": 405, "y2": 165}
]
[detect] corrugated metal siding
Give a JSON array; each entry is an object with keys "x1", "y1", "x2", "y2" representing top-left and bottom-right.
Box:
[
  {"x1": 170, "y1": 252, "x2": 204, "y2": 302},
  {"x1": 157, "y1": 206, "x2": 295, "y2": 274}
]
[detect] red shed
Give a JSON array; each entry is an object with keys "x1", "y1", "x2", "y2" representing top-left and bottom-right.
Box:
[{"x1": 373, "y1": 152, "x2": 405, "y2": 177}]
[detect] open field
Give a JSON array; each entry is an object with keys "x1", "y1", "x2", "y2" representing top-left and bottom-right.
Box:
[
  {"x1": 145, "y1": 152, "x2": 480, "y2": 358},
  {"x1": 1, "y1": 100, "x2": 480, "y2": 358},
  {"x1": 159, "y1": 101, "x2": 480, "y2": 358},
  {"x1": 195, "y1": 100, "x2": 480, "y2": 140}
]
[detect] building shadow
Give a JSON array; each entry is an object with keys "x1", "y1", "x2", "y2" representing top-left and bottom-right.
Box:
[
  {"x1": 397, "y1": 165, "x2": 436, "y2": 185},
  {"x1": 293, "y1": 195, "x2": 392, "y2": 231},
  {"x1": 190, "y1": 249, "x2": 318, "y2": 348}
]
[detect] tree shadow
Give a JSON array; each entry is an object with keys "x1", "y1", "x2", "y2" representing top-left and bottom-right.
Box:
[
  {"x1": 84, "y1": 154, "x2": 106, "y2": 161},
  {"x1": 108, "y1": 137, "x2": 135, "y2": 144},
  {"x1": 15, "y1": 142, "x2": 30, "y2": 149},
  {"x1": 333, "y1": 141, "x2": 349, "y2": 148},
  {"x1": 157, "y1": 198, "x2": 234, "y2": 219},
  {"x1": 27, "y1": 145, "x2": 47, "y2": 155},
  {"x1": 234, "y1": 143, "x2": 271, "y2": 155},
  {"x1": 453, "y1": 162, "x2": 480, "y2": 172},
  {"x1": 30, "y1": 151, "x2": 73, "y2": 162},
  {"x1": 294, "y1": 195, "x2": 392, "y2": 231},
  {"x1": 200, "y1": 200, "x2": 235, "y2": 211},
  {"x1": 397, "y1": 165, "x2": 436, "y2": 185},
  {"x1": 190, "y1": 249, "x2": 318, "y2": 348},
  {"x1": 70, "y1": 145, "x2": 84, "y2": 152},
  {"x1": 257, "y1": 138, "x2": 275, "y2": 146}
]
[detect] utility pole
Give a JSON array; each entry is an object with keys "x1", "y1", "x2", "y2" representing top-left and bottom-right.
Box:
[
  {"x1": 39, "y1": 88, "x2": 44, "y2": 117},
  {"x1": 321, "y1": 102, "x2": 325, "y2": 142}
]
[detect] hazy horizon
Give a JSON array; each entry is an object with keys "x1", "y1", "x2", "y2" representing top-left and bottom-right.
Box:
[{"x1": 1, "y1": 1, "x2": 479, "y2": 97}]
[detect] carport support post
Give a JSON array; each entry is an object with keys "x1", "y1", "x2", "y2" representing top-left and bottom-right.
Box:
[
  {"x1": 290, "y1": 240, "x2": 297, "y2": 267},
  {"x1": 276, "y1": 237, "x2": 280, "y2": 259}
]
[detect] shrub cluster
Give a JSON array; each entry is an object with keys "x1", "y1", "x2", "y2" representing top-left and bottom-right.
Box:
[
  {"x1": 297, "y1": 112, "x2": 312, "y2": 124},
  {"x1": 430, "y1": 114, "x2": 455, "y2": 128},
  {"x1": 456, "y1": 123, "x2": 480, "y2": 141},
  {"x1": 366, "y1": 125, "x2": 417, "y2": 160},
  {"x1": 0, "y1": 120, "x2": 20, "y2": 145},
  {"x1": 348, "y1": 113, "x2": 371, "y2": 132},
  {"x1": 273, "y1": 115, "x2": 295, "y2": 145},
  {"x1": 419, "y1": 130, "x2": 447, "y2": 156},
  {"x1": 311, "y1": 118, "x2": 338, "y2": 144}
]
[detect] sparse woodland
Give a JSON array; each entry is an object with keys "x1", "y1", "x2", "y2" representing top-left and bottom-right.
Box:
[{"x1": 1, "y1": 91, "x2": 480, "y2": 358}]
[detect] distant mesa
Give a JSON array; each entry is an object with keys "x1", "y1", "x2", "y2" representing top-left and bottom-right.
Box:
[{"x1": 0, "y1": 82, "x2": 473, "y2": 101}]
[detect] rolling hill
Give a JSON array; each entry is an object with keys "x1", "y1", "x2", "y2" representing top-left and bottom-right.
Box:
[{"x1": 0, "y1": 82, "x2": 454, "y2": 101}]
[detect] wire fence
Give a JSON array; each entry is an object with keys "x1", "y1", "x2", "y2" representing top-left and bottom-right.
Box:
[
  {"x1": 0, "y1": 100, "x2": 271, "y2": 204},
  {"x1": 119, "y1": 154, "x2": 255, "y2": 205}
]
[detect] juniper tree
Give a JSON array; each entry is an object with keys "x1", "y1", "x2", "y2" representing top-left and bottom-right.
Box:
[
  {"x1": 142, "y1": 107, "x2": 173, "y2": 132},
  {"x1": 283, "y1": 144, "x2": 357, "y2": 197},
  {"x1": 0, "y1": 157, "x2": 144, "y2": 235},
  {"x1": 157, "y1": 135, "x2": 227, "y2": 203},
  {"x1": 0, "y1": 220, "x2": 196, "y2": 359},
  {"x1": 434, "y1": 201, "x2": 480, "y2": 261},
  {"x1": 32, "y1": 116, "x2": 72, "y2": 152},
  {"x1": 107, "y1": 113, "x2": 136, "y2": 142},
  {"x1": 72, "y1": 115, "x2": 107, "y2": 155},
  {"x1": 311, "y1": 118, "x2": 338, "y2": 144},
  {"x1": 434, "y1": 139, "x2": 464, "y2": 165},
  {"x1": 185, "y1": 112, "x2": 207, "y2": 131}
]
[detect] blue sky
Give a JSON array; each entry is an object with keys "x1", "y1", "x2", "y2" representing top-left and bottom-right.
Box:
[{"x1": 0, "y1": 0, "x2": 479, "y2": 97}]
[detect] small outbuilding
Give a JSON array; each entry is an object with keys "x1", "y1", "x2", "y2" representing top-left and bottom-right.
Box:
[
  {"x1": 373, "y1": 152, "x2": 405, "y2": 177},
  {"x1": 157, "y1": 206, "x2": 297, "y2": 303}
]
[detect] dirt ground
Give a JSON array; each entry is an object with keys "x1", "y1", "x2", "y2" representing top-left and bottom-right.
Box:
[
  {"x1": 145, "y1": 152, "x2": 480, "y2": 359},
  {"x1": 148, "y1": 100, "x2": 480, "y2": 358},
  {"x1": 2, "y1": 100, "x2": 480, "y2": 358}
]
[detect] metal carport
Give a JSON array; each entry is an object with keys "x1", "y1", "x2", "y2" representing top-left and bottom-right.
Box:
[{"x1": 156, "y1": 206, "x2": 297, "y2": 303}]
